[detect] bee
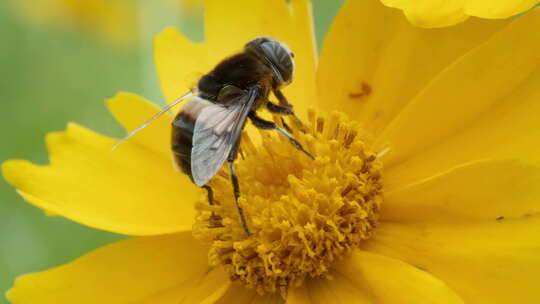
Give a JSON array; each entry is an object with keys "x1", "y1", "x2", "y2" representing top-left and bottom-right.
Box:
[{"x1": 114, "y1": 37, "x2": 314, "y2": 236}]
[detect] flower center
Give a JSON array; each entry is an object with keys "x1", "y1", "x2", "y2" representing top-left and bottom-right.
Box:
[{"x1": 192, "y1": 109, "x2": 383, "y2": 296}]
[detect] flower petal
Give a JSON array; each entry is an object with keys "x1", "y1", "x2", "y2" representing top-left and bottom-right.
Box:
[
  {"x1": 287, "y1": 274, "x2": 372, "y2": 304},
  {"x1": 177, "y1": 267, "x2": 230, "y2": 304},
  {"x1": 365, "y1": 217, "x2": 540, "y2": 303},
  {"x1": 464, "y1": 0, "x2": 539, "y2": 19},
  {"x1": 383, "y1": 159, "x2": 540, "y2": 222},
  {"x1": 2, "y1": 123, "x2": 198, "y2": 236},
  {"x1": 381, "y1": 23, "x2": 540, "y2": 189},
  {"x1": 288, "y1": 251, "x2": 463, "y2": 304},
  {"x1": 6, "y1": 232, "x2": 210, "y2": 304},
  {"x1": 380, "y1": 0, "x2": 468, "y2": 28},
  {"x1": 375, "y1": 8, "x2": 540, "y2": 171},
  {"x1": 334, "y1": 250, "x2": 464, "y2": 304},
  {"x1": 384, "y1": 80, "x2": 540, "y2": 191},
  {"x1": 106, "y1": 92, "x2": 172, "y2": 157},
  {"x1": 213, "y1": 283, "x2": 282, "y2": 304},
  {"x1": 317, "y1": 0, "x2": 507, "y2": 137},
  {"x1": 154, "y1": 0, "x2": 317, "y2": 114},
  {"x1": 380, "y1": 0, "x2": 538, "y2": 27},
  {"x1": 286, "y1": 286, "x2": 311, "y2": 304},
  {"x1": 153, "y1": 27, "x2": 207, "y2": 104},
  {"x1": 178, "y1": 276, "x2": 282, "y2": 303}
]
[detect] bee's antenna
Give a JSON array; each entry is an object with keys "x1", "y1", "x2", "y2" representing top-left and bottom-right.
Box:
[{"x1": 112, "y1": 89, "x2": 196, "y2": 150}]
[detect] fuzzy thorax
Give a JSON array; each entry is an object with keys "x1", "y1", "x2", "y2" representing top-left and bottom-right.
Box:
[{"x1": 192, "y1": 110, "x2": 384, "y2": 296}]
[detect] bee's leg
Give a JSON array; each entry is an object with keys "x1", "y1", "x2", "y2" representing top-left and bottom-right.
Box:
[
  {"x1": 273, "y1": 89, "x2": 292, "y2": 108},
  {"x1": 226, "y1": 128, "x2": 252, "y2": 236},
  {"x1": 249, "y1": 113, "x2": 315, "y2": 160},
  {"x1": 203, "y1": 185, "x2": 220, "y2": 229},
  {"x1": 202, "y1": 185, "x2": 214, "y2": 205},
  {"x1": 220, "y1": 85, "x2": 262, "y2": 237},
  {"x1": 266, "y1": 102, "x2": 294, "y2": 115},
  {"x1": 267, "y1": 102, "x2": 294, "y2": 133},
  {"x1": 266, "y1": 102, "x2": 306, "y2": 133},
  {"x1": 227, "y1": 159, "x2": 252, "y2": 236}
]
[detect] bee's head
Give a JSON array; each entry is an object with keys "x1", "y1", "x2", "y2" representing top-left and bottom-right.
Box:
[{"x1": 245, "y1": 37, "x2": 295, "y2": 88}]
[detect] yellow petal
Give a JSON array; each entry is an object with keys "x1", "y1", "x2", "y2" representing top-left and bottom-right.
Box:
[
  {"x1": 287, "y1": 274, "x2": 372, "y2": 304},
  {"x1": 376, "y1": 8, "x2": 540, "y2": 172},
  {"x1": 465, "y1": 0, "x2": 539, "y2": 19},
  {"x1": 380, "y1": 0, "x2": 468, "y2": 28},
  {"x1": 287, "y1": 286, "x2": 311, "y2": 304},
  {"x1": 178, "y1": 267, "x2": 230, "y2": 304},
  {"x1": 153, "y1": 27, "x2": 207, "y2": 104},
  {"x1": 317, "y1": 0, "x2": 507, "y2": 137},
  {"x1": 365, "y1": 217, "x2": 540, "y2": 303},
  {"x1": 7, "y1": 232, "x2": 210, "y2": 304},
  {"x1": 384, "y1": 80, "x2": 540, "y2": 192},
  {"x1": 2, "y1": 123, "x2": 198, "y2": 236},
  {"x1": 212, "y1": 283, "x2": 260, "y2": 303},
  {"x1": 334, "y1": 250, "x2": 464, "y2": 303},
  {"x1": 381, "y1": 21, "x2": 540, "y2": 190},
  {"x1": 154, "y1": 0, "x2": 317, "y2": 115},
  {"x1": 380, "y1": 0, "x2": 538, "y2": 27},
  {"x1": 179, "y1": 277, "x2": 282, "y2": 303},
  {"x1": 212, "y1": 283, "x2": 282, "y2": 304},
  {"x1": 106, "y1": 92, "x2": 172, "y2": 157},
  {"x1": 383, "y1": 159, "x2": 540, "y2": 222}
]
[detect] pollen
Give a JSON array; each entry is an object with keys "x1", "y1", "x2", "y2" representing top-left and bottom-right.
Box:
[{"x1": 192, "y1": 109, "x2": 383, "y2": 296}]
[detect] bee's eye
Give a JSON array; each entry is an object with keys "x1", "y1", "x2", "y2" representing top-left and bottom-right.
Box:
[{"x1": 291, "y1": 52, "x2": 295, "y2": 58}]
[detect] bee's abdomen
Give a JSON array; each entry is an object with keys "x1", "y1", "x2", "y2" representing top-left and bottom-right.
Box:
[{"x1": 171, "y1": 97, "x2": 212, "y2": 180}]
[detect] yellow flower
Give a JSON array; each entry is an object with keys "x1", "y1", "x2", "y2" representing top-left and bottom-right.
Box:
[
  {"x1": 380, "y1": 0, "x2": 539, "y2": 27},
  {"x1": 4, "y1": 0, "x2": 540, "y2": 303},
  {"x1": 12, "y1": 0, "x2": 138, "y2": 45}
]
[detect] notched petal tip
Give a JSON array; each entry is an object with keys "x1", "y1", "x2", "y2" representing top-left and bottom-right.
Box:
[
  {"x1": 2, "y1": 159, "x2": 34, "y2": 187},
  {"x1": 5, "y1": 277, "x2": 20, "y2": 303},
  {"x1": 153, "y1": 26, "x2": 207, "y2": 104},
  {"x1": 3, "y1": 159, "x2": 61, "y2": 217},
  {"x1": 155, "y1": 26, "x2": 192, "y2": 43},
  {"x1": 153, "y1": 26, "x2": 203, "y2": 57},
  {"x1": 5, "y1": 272, "x2": 43, "y2": 303},
  {"x1": 105, "y1": 91, "x2": 141, "y2": 107},
  {"x1": 3, "y1": 120, "x2": 198, "y2": 236}
]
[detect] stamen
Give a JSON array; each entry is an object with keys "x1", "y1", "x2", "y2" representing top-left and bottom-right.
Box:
[{"x1": 192, "y1": 109, "x2": 384, "y2": 297}]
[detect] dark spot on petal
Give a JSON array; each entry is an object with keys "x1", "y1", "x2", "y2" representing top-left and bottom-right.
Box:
[
  {"x1": 349, "y1": 81, "x2": 372, "y2": 99},
  {"x1": 496, "y1": 216, "x2": 505, "y2": 221}
]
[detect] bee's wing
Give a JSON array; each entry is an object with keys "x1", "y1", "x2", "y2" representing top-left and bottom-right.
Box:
[{"x1": 191, "y1": 88, "x2": 258, "y2": 186}]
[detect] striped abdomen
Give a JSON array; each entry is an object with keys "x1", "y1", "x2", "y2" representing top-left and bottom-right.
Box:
[{"x1": 171, "y1": 96, "x2": 213, "y2": 180}]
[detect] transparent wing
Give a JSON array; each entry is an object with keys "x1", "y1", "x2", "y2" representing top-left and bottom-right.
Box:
[{"x1": 191, "y1": 88, "x2": 258, "y2": 186}]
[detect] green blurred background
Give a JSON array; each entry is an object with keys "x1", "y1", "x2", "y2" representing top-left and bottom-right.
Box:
[{"x1": 0, "y1": 0, "x2": 343, "y2": 302}]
